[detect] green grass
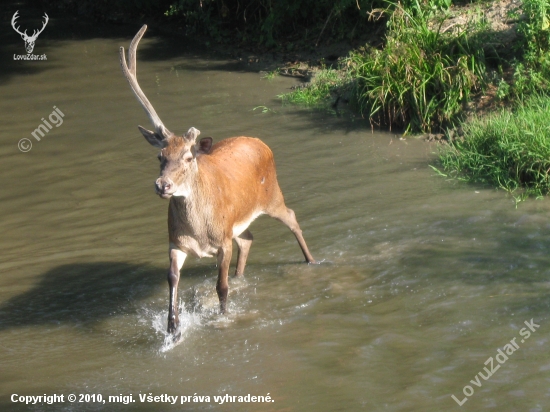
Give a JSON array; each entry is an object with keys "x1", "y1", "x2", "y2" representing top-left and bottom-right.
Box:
[
  {"x1": 279, "y1": 68, "x2": 346, "y2": 107},
  {"x1": 347, "y1": 1, "x2": 486, "y2": 133},
  {"x1": 438, "y1": 95, "x2": 550, "y2": 200},
  {"x1": 280, "y1": 1, "x2": 487, "y2": 133},
  {"x1": 261, "y1": 69, "x2": 279, "y2": 80},
  {"x1": 434, "y1": 0, "x2": 550, "y2": 202}
]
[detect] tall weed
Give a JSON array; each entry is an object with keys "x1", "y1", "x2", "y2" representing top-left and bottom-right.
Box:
[
  {"x1": 499, "y1": 0, "x2": 550, "y2": 99},
  {"x1": 439, "y1": 95, "x2": 550, "y2": 198},
  {"x1": 347, "y1": 1, "x2": 486, "y2": 132}
]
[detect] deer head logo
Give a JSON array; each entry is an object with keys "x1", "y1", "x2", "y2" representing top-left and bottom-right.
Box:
[{"x1": 11, "y1": 11, "x2": 49, "y2": 54}]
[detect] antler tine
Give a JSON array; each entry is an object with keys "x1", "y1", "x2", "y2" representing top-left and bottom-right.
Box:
[
  {"x1": 27, "y1": 13, "x2": 48, "y2": 40},
  {"x1": 11, "y1": 11, "x2": 27, "y2": 37},
  {"x1": 38, "y1": 13, "x2": 49, "y2": 33},
  {"x1": 120, "y1": 25, "x2": 171, "y2": 140},
  {"x1": 127, "y1": 25, "x2": 148, "y2": 76}
]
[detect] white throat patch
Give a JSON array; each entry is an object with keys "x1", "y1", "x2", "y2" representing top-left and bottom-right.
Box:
[{"x1": 173, "y1": 183, "x2": 192, "y2": 198}]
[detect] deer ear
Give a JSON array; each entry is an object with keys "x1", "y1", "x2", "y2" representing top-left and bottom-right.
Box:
[
  {"x1": 184, "y1": 127, "x2": 200, "y2": 142},
  {"x1": 138, "y1": 125, "x2": 165, "y2": 148},
  {"x1": 197, "y1": 137, "x2": 213, "y2": 154}
]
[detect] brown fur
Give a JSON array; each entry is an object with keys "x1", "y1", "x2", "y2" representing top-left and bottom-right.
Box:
[{"x1": 168, "y1": 137, "x2": 279, "y2": 250}]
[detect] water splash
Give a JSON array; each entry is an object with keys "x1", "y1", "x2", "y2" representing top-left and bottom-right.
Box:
[
  {"x1": 152, "y1": 307, "x2": 201, "y2": 353},
  {"x1": 148, "y1": 276, "x2": 250, "y2": 352}
]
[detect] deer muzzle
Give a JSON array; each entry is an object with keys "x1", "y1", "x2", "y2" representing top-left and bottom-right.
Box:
[{"x1": 155, "y1": 177, "x2": 175, "y2": 199}]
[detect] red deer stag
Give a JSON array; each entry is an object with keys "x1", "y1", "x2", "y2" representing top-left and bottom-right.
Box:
[{"x1": 120, "y1": 26, "x2": 316, "y2": 335}]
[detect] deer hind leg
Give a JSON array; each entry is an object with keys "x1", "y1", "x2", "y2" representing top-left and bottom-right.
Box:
[
  {"x1": 216, "y1": 240, "x2": 233, "y2": 314},
  {"x1": 234, "y1": 229, "x2": 253, "y2": 277},
  {"x1": 167, "y1": 247, "x2": 187, "y2": 334},
  {"x1": 267, "y1": 201, "x2": 316, "y2": 264}
]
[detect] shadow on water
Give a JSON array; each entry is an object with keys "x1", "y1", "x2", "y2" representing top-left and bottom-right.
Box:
[
  {"x1": 0, "y1": 261, "x2": 215, "y2": 332},
  {"x1": 1, "y1": 0, "x2": 382, "y2": 136},
  {"x1": 0, "y1": 0, "x2": 183, "y2": 84},
  {"x1": 1, "y1": 213, "x2": 549, "y2": 335},
  {"x1": 1, "y1": 0, "x2": 256, "y2": 83}
]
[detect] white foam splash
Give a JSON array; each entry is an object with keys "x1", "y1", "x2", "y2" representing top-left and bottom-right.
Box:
[
  {"x1": 153, "y1": 306, "x2": 202, "y2": 353},
  {"x1": 148, "y1": 276, "x2": 250, "y2": 352}
]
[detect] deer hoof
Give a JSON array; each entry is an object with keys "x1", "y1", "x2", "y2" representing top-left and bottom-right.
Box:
[{"x1": 167, "y1": 316, "x2": 179, "y2": 335}]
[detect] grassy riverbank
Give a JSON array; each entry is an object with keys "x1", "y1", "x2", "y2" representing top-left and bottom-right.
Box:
[
  {"x1": 435, "y1": 0, "x2": 550, "y2": 200},
  {"x1": 283, "y1": 0, "x2": 550, "y2": 132},
  {"x1": 280, "y1": 0, "x2": 550, "y2": 199},
  {"x1": 283, "y1": 1, "x2": 489, "y2": 133},
  {"x1": 438, "y1": 96, "x2": 550, "y2": 201}
]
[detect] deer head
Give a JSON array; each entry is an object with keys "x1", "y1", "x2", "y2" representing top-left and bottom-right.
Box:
[
  {"x1": 120, "y1": 25, "x2": 213, "y2": 199},
  {"x1": 12, "y1": 11, "x2": 49, "y2": 54}
]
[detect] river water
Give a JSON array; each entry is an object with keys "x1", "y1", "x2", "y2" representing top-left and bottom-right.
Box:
[{"x1": 1, "y1": 14, "x2": 550, "y2": 412}]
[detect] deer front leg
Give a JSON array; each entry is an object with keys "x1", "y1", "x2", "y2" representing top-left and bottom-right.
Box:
[
  {"x1": 167, "y1": 246, "x2": 187, "y2": 334},
  {"x1": 216, "y1": 240, "x2": 233, "y2": 314}
]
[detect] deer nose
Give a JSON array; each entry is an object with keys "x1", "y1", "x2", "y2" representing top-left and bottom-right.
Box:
[{"x1": 155, "y1": 178, "x2": 174, "y2": 195}]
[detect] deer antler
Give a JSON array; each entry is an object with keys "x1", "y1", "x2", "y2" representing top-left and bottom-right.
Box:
[
  {"x1": 119, "y1": 25, "x2": 171, "y2": 140},
  {"x1": 29, "y1": 13, "x2": 49, "y2": 41},
  {"x1": 11, "y1": 11, "x2": 48, "y2": 41},
  {"x1": 11, "y1": 11, "x2": 28, "y2": 39}
]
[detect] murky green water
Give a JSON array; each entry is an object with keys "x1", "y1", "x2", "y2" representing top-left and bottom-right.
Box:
[{"x1": 1, "y1": 14, "x2": 550, "y2": 412}]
